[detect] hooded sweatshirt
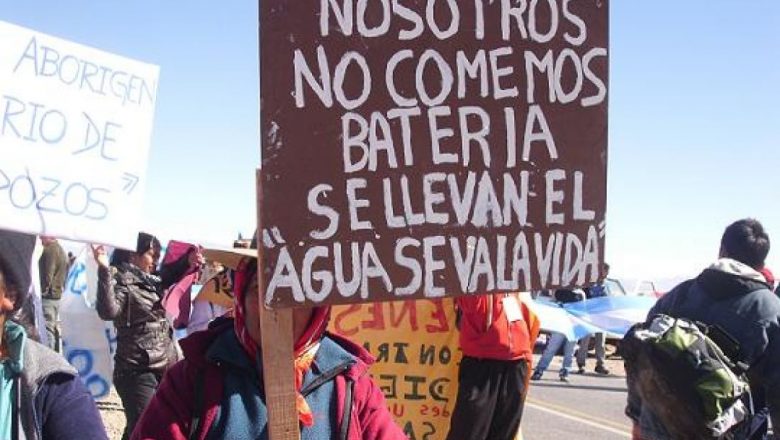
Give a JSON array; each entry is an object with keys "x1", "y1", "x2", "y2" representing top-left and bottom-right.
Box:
[
  {"x1": 0, "y1": 321, "x2": 108, "y2": 440},
  {"x1": 627, "y1": 258, "x2": 780, "y2": 439}
]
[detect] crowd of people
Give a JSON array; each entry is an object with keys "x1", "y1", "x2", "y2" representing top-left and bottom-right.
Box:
[{"x1": 0, "y1": 218, "x2": 778, "y2": 439}]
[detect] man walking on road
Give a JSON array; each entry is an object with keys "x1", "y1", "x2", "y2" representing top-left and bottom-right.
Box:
[
  {"x1": 38, "y1": 236, "x2": 68, "y2": 352},
  {"x1": 447, "y1": 293, "x2": 540, "y2": 440},
  {"x1": 626, "y1": 219, "x2": 780, "y2": 439}
]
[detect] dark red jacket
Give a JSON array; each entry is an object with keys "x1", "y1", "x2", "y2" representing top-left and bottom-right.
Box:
[
  {"x1": 130, "y1": 321, "x2": 406, "y2": 440},
  {"x1": 456, "y1": 293, "x2": 535, "y2": 361}
]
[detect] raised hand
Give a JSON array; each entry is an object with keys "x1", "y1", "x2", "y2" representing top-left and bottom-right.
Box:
[{"x1": 91, "y1": 244, "x2": 110, "y2": 268}]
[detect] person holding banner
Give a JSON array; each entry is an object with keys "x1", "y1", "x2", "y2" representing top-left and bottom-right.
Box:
[
  {"x1": 531, "y1": 289, "x2": 585, "y2": 382},
  {"x1": 92, "y1": 233, "x2": 200, "y2": 440},
  {"x1": 0, "y1": 230, "x2": 107, "y2": 440},
  {"x1": 576, "y1": 264, "x2": 611, "y2": 376},
  {"x1": 130, "y1": 245, "x2": 406, "y2": 440},
  {"x1": 446, "y1": 293, "x2": 540, "y2": 440}
]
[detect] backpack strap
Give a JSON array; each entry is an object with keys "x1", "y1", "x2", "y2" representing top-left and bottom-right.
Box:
[
  {"x1": 339, "y1": 378, "x2": 355, "y2": 440},
  {"x1": 188, "y1": 368, "x2": 207, "y2": 440},
  {"x1": 11, "y1": 377, "x2": 19, "y2": 440}
]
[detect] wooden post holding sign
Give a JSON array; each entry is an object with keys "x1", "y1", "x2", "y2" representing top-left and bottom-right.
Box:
[
  {"x1": 259, "y1": 0, "x2": 608, "y2": 438},
  {"x1": 256, "y1": 171, "x2": 300, "y2": 440}
]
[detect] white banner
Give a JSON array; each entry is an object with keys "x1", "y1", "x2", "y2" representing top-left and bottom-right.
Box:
[
  {"x1": 60, "y1": 247, "x2": 116, "y2": 399},
  {"x1": 0, "y1": 21, "x2": 159, "y2": 249}
]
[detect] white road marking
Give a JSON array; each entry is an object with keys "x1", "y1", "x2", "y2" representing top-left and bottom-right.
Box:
[{"x1": 526, "y1": 400, "x2": 632, "y2": 438}]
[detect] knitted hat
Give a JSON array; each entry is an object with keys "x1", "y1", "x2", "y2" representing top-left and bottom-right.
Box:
[
  {"x1": 0, "y1": 229, "x2": 36, "y2": 304},
  {"x1": 136, "y1": 232, "x2": 160, "y2": 254}
]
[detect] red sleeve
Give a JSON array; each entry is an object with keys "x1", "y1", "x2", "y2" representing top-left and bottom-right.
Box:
[
  {"x1": 130, "y1": 361, "x2": 196, "y2": 440},
  {"x1": 354, "y1": 375, "x2": 408, "y2": 440}
]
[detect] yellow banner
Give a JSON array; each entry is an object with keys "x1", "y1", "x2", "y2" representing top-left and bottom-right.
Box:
[{"x1": 330, "y1": 298, "x2": 461, "y2": 440}]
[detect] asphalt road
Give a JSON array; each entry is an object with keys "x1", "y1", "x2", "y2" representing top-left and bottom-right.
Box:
[{"x1": 522, "y1": 356, "x2": 633, "y2": 440}]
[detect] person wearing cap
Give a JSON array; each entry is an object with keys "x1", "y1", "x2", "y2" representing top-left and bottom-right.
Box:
[
  {"x1": 187, "y1": 260, "x2": 232, "y2": 335},
  {"x1": 130, "y1": 246, "x2": 406, "y2": 440},
  {"x1": 92, "y1": 233, "x2": 202, "y2": 440},
  {"x1": 0, "y1": 230, "x2": 107, "y2": 440}
]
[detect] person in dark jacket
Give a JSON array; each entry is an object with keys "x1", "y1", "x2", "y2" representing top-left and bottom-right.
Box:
[
  {"x1": 0, "y1": 230, "x2": 107, "y2": 440},
  {"x1": 131, "y1": 247, "x2": 406, "y2": 439},
  {"x1": 627, "y1": 219, "x2": 780, "y2": 440},
  {"x1": 92, "y1": 232, "x2": 201, "y2": 440},
  {"x1": 38, "y1": 236, "x2": 69, "y2": 352}
]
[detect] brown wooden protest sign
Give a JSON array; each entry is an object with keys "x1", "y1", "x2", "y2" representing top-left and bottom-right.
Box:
[{"x1": 260, "y1": 0, "x2": 609, "y2": 309}]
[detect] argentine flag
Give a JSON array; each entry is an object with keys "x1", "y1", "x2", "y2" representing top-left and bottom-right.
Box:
[{"x1": 531, "y1": 295, "x2": 657, "y2": 340}]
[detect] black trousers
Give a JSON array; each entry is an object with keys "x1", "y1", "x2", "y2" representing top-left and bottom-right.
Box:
[
  {"x1": 445, "y1": 356, "x2": 529, "y2": 440},
  {"x1": 113, "y1": 368, "x2": 163, "y2": 440}
]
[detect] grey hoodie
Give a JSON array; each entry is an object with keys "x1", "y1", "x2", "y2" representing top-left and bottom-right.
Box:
[{"x1": 16, "y1": 338, "x2": 107, "y2": 440}]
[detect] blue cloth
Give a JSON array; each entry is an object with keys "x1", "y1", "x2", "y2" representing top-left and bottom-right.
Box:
[
  {"x1": 34, "y1": 371, "x2": 108, "y2": 440},
  {"x1": 533, "y1": 294, "x2": 656, "y2": 344},
  {"x1": 532, "y1": 298, "x2": 603, "y2": 340},
  {"x1": 205, "y1": 330, "x2": 265, "y2": 440},
  {"x1": 534, "y1": 332, "x2": 576, "y2": 376},
  {"x1": 0, "y1": 321, "x2": 25, "y2": 439},
  {"x1": 205, "y1": 330, "x2": 356, "y2": 439}
]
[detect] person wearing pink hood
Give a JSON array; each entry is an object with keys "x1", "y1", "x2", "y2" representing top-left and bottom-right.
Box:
[{"x1": 131, "y1": 246, "x2": 407, "y2": 440}]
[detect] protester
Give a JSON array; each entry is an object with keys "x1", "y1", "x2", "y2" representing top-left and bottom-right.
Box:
[
  {"x1": 130, "y1": 244, "x2": 406, "y2": 439},
  {"x1": 532, "y1": 330, "x2": 577, "y2": 382},
  {"x1": 625, "y1": 219, "x2": 780, "y2": 439},
  {"x1": 93, "y1": 233, "x2": 201, "y2": 440},
  {"x1": 446, "y1": 293, "x2": 539, "y2": 440},
  {"x1": 576, "y1": 263, "x2": 611, "y2": 375},
  {"x1": 67, "y1": 251, "x2": 76, "y2": 272},
  {"x1": 1, "y1": 230, "x2": 107, "y2": 439},
  {"x1": 531, "y1": 288, "x2": 583, "y2": 382},
  {"x1": 187, "y1": 261, "x2": 231, "y2": 335},
  {"x1": 38, "y1": 236, "x2": 69, "y2": 353}
]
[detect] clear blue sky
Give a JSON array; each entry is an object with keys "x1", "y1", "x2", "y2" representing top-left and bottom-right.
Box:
[{"x1": 2, "y1": 1, "x2": 778, "y2": 284}]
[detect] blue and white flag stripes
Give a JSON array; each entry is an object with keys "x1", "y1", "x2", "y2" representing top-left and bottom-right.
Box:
[{"x1": 531, "y1": 295, "x2": 657, "y2": 340}]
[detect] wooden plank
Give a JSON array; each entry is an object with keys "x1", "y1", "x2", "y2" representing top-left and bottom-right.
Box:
[
  {"x1": 257, "y1": 170, "x2": 301, "y2": 440},
  {"x1": 259, "y1": 306, "x2": 299, "y2": 440}
]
